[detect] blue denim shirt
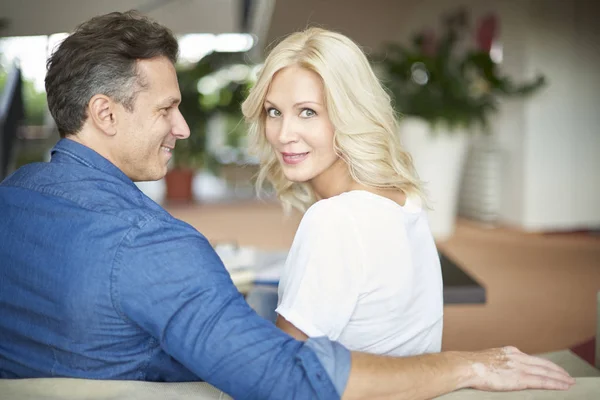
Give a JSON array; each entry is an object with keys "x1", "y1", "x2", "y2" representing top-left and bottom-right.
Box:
[{"x1": 0, "y1": 139, "x2": 350, "y2": 399}]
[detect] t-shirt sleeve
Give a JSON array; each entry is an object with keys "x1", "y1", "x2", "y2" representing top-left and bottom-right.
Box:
[{"x1": 276, "y1": 199, "x2": 364, "y2": 341}]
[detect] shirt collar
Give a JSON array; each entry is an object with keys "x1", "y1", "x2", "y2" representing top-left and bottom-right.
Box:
[{"x1": 50, "y1": 138, "x2": 137, "y2": 187}]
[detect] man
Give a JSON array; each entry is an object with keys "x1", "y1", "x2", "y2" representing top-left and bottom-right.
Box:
[{"x1": 0, "y1": 11, "x2": 574, "y2": 400}]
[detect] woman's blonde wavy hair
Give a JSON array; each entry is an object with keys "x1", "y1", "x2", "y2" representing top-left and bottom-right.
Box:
[{"x1": 242, "y1": 27, "x2": 425, "y2": 213}]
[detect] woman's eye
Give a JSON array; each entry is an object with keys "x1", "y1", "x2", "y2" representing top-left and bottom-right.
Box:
[
  {"x1": 266, "y1": 108, "x2": 281, "y2": 117},
  {"x1": 300, "y1": 108, "x2": 316, "y2": 118}
]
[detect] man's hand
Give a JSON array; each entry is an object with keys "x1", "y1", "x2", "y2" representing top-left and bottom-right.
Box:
[
  {"x1": 462, "y1": 346, "x2": 576, "y2": 391},
  {"x1": 342, "y1": 346, "x2": 575, "y2": 400}
]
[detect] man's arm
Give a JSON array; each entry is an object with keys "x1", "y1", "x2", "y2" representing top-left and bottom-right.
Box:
[
  {"x1": 342, "y1": 346, "x2": 574, "y2": 400},
  {"x1": 116, "y1": 220, "x2": 344, "y2": 399}
]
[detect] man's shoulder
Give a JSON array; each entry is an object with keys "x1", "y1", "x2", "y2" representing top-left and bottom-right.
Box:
[{"x1": 2, "y1": 162, "x2": 183, "y2": 230}]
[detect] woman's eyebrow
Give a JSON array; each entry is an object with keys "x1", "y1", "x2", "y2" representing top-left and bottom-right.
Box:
[{"x1": 264, "y1": 99, "x2": 321, "y2": 107}]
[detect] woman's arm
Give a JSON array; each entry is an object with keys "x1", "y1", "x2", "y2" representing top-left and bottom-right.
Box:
[{"x1": 276, "y1": 315, "x2": 308, "y2": 341}]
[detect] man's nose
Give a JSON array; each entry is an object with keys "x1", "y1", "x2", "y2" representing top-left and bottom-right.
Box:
[{"x1": 172, "y1": 109, "x2": 190, "y2": 139}]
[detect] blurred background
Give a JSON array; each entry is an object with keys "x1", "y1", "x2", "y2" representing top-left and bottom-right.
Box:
[{"x1": 1, "y1": 0, "x2": 599, "y2": 362}]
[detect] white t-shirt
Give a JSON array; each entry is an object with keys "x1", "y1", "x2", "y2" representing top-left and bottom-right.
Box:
[{"x1": 276, "y1": 190, "x2": 443, "y2": 356}]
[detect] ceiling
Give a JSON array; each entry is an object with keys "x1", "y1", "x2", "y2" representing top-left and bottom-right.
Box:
[
  {"x1": 0, "y1": 0, "x2": 278, "y2": 61},
  {"x1": 0, "y1": 0, "x2": 256, "y2": 36},
  {"x1": 265, "y1": 0, "x2": 419, "y2": 51}
]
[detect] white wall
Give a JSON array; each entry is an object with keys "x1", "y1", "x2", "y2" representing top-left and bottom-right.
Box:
[
  {"x1": 519, "y1": 0, "x2": 600, "y2": 231},
  {"x1": 493, "y1": 1, "x2": 530, "y2": 227},
  {"x1": 570, "y1": 0, "x2": 600, "y2": 229},
  {"x1": 475, "y1": 0, "x2": 600, "y2": 231}
]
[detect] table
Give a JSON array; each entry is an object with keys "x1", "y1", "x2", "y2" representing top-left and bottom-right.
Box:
[
  {"x1": 440, "y1": 251, "x2": 486, "y2": 304},
  {"x1": 227, "y1": 249, "x2": 486, "y2": 305}
]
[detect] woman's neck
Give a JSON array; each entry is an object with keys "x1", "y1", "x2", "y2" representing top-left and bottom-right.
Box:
[
  {"x1": 309, "y1": 159, "x2": 406, "y2": 207},
  {"x1": 309, "y1": 159, "x2": 354, "y2": 200}
]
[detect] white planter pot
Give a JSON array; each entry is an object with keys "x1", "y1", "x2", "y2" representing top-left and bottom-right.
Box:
[
  {"x1": 135, "y1": 179, "x2": 166, "y2": 204},
  {"x1": 399, "y1": 117, "x2": 469, "y2": 241}
]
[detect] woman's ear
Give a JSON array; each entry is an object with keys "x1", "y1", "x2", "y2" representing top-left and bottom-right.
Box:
[{"x1": 88, "y1": 94, "x2": 117, "y2": 136}]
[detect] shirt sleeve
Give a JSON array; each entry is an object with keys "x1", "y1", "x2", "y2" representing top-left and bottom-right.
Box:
[
  {"x1": 112, "y1": 216, "x2": 348, "y2": 400},
  {"x1": 276, "y1": 199, "x2": 364, "y2": 341}
]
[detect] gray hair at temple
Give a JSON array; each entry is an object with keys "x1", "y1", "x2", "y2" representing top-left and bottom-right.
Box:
[{"x1": 45, "y1": 10, "x2": 179, "y2": 137}]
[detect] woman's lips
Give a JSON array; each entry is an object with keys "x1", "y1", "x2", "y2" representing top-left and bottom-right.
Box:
[{"x1": 281, "y1": 152, "x2": 309, "y2": 165}]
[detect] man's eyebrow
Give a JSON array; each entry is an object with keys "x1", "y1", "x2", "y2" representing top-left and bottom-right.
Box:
[{"x1": 159, "y1": 97, "x2": 181, "y2": 107}]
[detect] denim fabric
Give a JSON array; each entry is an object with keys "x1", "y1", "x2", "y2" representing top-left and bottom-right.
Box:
[{"x1": 0, "y1": 139, "x2": 349, "y2": 399}]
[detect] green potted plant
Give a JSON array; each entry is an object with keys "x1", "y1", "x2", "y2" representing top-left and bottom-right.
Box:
[
  {"x1": 380, "y1": 9, "x2": 545, "y2": 130},
  {"x1": 378, "y1": 9, "x2": 546, "y2": 240}
]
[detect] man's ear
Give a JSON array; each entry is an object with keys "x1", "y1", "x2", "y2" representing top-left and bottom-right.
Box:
[{"x1": 88, "y1": 94, "x2": 118, "y2": 136}]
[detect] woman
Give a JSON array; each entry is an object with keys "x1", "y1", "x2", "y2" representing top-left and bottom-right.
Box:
[{"x1": 241, "y1": 27, "x2": 443, "y2": 357}]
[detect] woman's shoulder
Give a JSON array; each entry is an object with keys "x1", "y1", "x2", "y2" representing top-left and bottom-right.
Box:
[
  {"x1": 293, "y1": 197, "x2": 363, "y2": 255},
  {"x1": 303, "y1": 197, "x2": 342, "y2": 224},
  {"x1": 303, "y1": 194, "x2": 359, "y2": 222},
  {"x1": 298, "y1": 196, "x2": 358, "y2": 236}
]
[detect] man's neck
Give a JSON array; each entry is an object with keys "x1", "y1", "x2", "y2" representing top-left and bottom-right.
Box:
[{"x1": 66, "y1": 132, "x2": 119, "y2": 172}]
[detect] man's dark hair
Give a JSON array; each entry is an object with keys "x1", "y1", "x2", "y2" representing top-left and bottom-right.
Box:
[{"x1": 45, "y1": 10, "x2": 179, "y2": 137}]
